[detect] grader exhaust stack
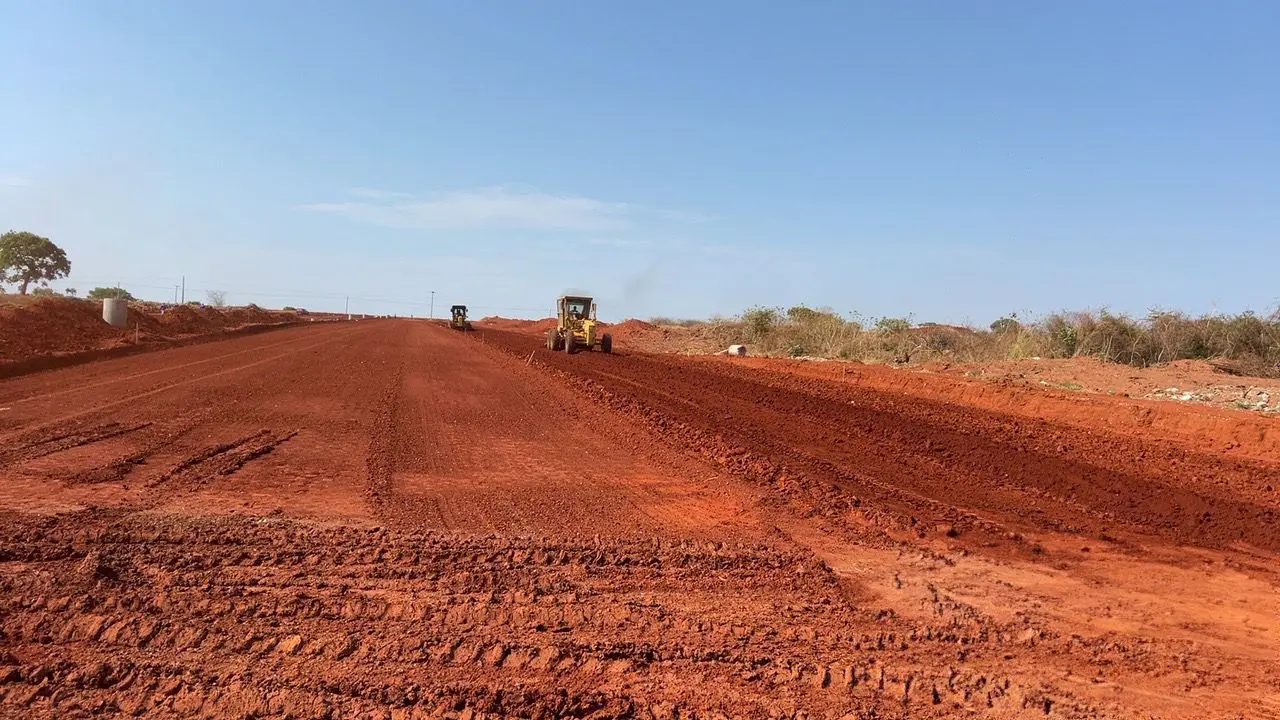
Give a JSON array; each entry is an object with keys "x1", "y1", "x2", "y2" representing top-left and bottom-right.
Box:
[{"x1": 546, "y1": 296, "x2": 612, "y2": 354}]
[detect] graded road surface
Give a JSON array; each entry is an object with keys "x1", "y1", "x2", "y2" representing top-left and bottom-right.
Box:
[{"x1": 1, "y1": 320, "x2": 1277, "y2": 719}]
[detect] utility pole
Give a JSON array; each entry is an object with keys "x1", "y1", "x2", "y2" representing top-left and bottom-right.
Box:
[
  {"x1": 180, "y1": 275, "x2": 185, "y2": 303},
  {"x1": 174, "y1": 285, "x2": 179, "y2": 303},
  {"x1": 345, "y1": 296, "x2": 350, "y2": 320},
  {"x1": 430, "y1": 290, "x2": 435, "y2": 319}
]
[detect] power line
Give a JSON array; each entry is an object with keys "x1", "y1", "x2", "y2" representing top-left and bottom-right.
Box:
[{"x1": 38, "y1": 277, "x2": 552, "y2": 315}]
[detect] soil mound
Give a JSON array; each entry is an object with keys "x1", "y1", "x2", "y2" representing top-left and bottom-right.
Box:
[
  {"x1": 477, "y1": 316, "x2": 558, "y2": 333},
  {"x1": 0, "y1": 297, "x2": 130, "y2": 362},
  {"x1": 156, "y1": 304, "x2": 219, "y2": 335},
  {"x1": 1160, "y1": 358, "x2": 1220, "y2": 373},
  {"x1": 609, "y1": 319, "x2": 657, "y2": 336},
  {"x1": 527, "y1": 318, "x2": 558, "y2": 332},
  {"x1": 0, "y1": 298, "x2": 297, "y2": 364},
  {"x1": 223, "y1": 303, "x2": 277, "y2": 326}
]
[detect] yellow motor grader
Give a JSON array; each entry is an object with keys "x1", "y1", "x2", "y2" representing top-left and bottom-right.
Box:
[
  {"x1": 449, "y1": 305, "x2": 472, "y2": 331},
  {"x1": 546, "y1": 295, "x2": 612, "y2": 354}
]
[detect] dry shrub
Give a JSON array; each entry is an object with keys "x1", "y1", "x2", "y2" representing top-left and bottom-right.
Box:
[
  {"x1": 1030, "y1": 308, "x2": 1280, "y2": 375},
  {"x1": 649, "y1": 317, "x2": 706, "y2": 328},
  {"x1": 709, "y1": 304, "x2": 1280, "y2": 377}
]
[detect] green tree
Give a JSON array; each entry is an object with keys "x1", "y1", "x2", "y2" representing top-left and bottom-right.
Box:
[
  {"x1": 874, "y1": 316, "x2": 912, "y2": 334},
  {"x1": 87, "y1": 286, "x2": 135, "y2": 301},
  {"x1": 990, "y1": 315, "x2": 1021, "y2": 334},
  {"x1": 786, "y1": 304, "x2": 820, "y2": 323},
  {"x1": 0, "y1": 231, "x2": 71, "y2": 295}
]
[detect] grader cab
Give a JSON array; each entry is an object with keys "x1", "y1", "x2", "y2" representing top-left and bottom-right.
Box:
[
  {"x1": 546, "y1": 296, "x2": 612, "y2": 354},
  {"x1": 449, "y1": 305, "x2": 471, "y2": 331}
]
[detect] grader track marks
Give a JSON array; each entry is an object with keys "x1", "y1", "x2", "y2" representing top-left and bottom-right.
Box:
[
  {"x1": 152, "y1": 429, "x2": 298, "y2": 487},
  {"x1": 61, "y1": 417, "x2": 208, "y2": 486},
  {"x1": 0, "y1": 421, "x2": 153, "y2": 466},
  {"x1": 0, "y1": 513, "x2": 1100, "y2": 719}
]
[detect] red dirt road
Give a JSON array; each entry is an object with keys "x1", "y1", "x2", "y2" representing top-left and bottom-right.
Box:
[{"x1": 1, "y1": 320, "x2": 1277, "y2": 718}]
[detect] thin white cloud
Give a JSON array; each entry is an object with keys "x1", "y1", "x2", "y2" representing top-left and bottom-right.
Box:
[
  {"x1": 588, "y1": 237, "x2": 647, "y2": 248},
  {"x1": 300, "y1": 186, "x2": 634, "y2": 231},
  {"x1": 349, "y1": 187, "x2": 415, "y2": 200},
  {"x1": 653, "y1": 208, "x2": 721, "y2": 224},
  {"x1": 0, "y1": 173, "x2": 31, "y2": 187}
]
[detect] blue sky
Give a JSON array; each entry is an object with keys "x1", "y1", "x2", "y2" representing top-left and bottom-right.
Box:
[{"x1": 2, "y1": 1, "x2": 1277, "y2": 322}]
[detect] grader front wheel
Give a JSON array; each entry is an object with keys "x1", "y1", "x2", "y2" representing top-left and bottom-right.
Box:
[{"x1": 600, "y1": 333, "x2": 613, "y2": 354}]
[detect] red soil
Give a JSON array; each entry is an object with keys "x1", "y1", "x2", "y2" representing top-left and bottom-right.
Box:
[
  {"x1": 0, "y1": 320, "x2": 1276, "y2": 718},
  {"x1": 720, "y1": 355, "x2": 1280, "y2": 464},
  {"x1": 943, "y1": 355, "x2": 1280, "y2": 412},
  {"x1": 0, "y1": 297, "x2": 300, "y2": 365},
  {"x1": 476, "y1": 316, "x2": 558, "y2": 333},
  {"x1": 606, "y1": 318, "x2": 658, "y2": 339}
]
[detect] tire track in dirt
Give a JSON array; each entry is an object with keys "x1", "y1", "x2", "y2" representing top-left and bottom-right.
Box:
[
  {"x1": 151, "y1": 429, "x2": 299, "y2": 489},
  {"x1": 0, "y1": 421, "x2": 154, "y2": 465},
  {"x1": 363, "y1": 357, "x2": 406, "y2": 517},
  {"x1": 155, "y1": 430, "x2": 272, "y2": 483},
  {"x1": 0, "y1": 512, "x2": 1124, "y2": 719},
  {"x1": 64, "y1": 420, "x2": 204, "y2": 486}
]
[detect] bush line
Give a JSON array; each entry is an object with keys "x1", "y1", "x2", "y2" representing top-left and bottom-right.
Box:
[{"x1": 651, "y1": 305, "x2": 1280, "y2": 378}]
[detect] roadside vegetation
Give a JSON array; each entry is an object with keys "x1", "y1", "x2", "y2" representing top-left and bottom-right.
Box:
[
  {"x1": 658, "y1": 305, "x2": 1280, "y2": 378},
  {"x1": 87, "y1": 286, "x2": 135, "y2": 300}
]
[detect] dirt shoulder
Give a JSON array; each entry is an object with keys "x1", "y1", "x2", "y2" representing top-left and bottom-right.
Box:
[{"x1": 939, "y1": 355, "x2": 1280, "y2": 413}]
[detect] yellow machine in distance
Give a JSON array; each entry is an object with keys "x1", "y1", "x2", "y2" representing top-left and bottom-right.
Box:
[
  {"x1": 546, "y1": 295, "x2": 612, "y2": 354},
  {"x1": 449, "y1": 305, "x2": 471, "y2": 331}
]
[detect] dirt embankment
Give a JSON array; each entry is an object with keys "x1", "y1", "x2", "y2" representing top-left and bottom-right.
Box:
[{"x1": 0, "y1": 297, "x2": 312, "y2": 368}]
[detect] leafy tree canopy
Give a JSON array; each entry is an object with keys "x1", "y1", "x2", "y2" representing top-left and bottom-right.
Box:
[
  {"x1": 0, "y1": 230, "x2": 71, "y2": 295},
  {"x1": 87, "y1": 286, "x2": 135, "y2": 301}
]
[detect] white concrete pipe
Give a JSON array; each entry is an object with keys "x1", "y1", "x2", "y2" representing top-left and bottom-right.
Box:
[{"x1": 102, "y1": 298, "x2": 128, "y2": 328}]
